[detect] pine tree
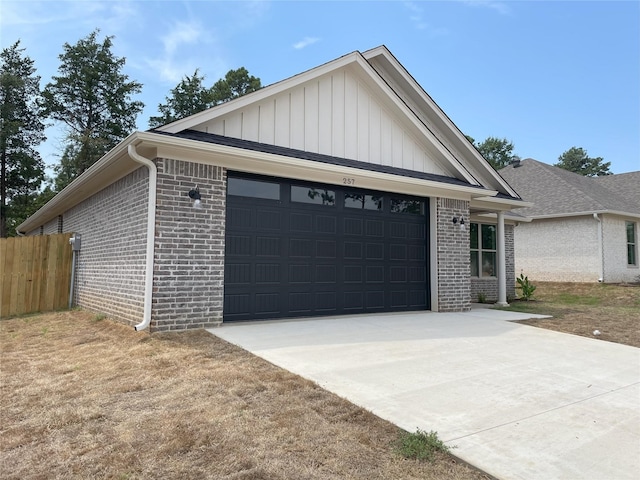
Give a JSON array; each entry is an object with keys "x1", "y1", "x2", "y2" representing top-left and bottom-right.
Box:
[
  {"x1": 0, "y1": 41, "x2": 46, "y2": 237},
  {"x1": 42, "y1": 30, "x2": 144, "y2": 189}
]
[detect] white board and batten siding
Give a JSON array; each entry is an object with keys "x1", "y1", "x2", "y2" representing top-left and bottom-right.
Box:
[{"x1": 195, "y1": 69, "x2": 450, "y2": 178}]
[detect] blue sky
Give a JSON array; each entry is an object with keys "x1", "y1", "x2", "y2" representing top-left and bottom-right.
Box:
[{"x1": 2, "y1": 0, "x2": 639, "y2": 174}]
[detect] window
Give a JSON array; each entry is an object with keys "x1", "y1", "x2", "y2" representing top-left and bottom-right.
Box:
[
  {"x1": 344, "y1": 193, "x2": 382, "y2": 211},
  {"x1": 627, "y1": 222, "x2": 637, "y2": 266},
  {"x1": 390, "y1": 198, "x2": 424, "y2": 215},
  {"x1": 291, "y1": 186, "x2": 335, "y2": 206},
  {"x1": 228, "y1": 177, "x2": 280, "y2": 200},
  {"x1": 470, "y1": 223, "x2": 496, "y2": 277}
]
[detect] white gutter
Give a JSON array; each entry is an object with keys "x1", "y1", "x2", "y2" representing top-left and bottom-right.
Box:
[{"x1": 127, "y1": 144, "x2": 157, "y2": 331}]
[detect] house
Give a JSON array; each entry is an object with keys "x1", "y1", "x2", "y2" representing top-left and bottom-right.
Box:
[
  {"x1": 18, "y1": 46, "x2": 527, "y2": 331},
  {"x1": 499, "y1": 159, "x2": 639, "y2": 283}
]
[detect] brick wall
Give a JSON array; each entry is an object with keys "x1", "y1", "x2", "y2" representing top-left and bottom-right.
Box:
[
  {"x1": 152, "y1": 158, "x2": 226, "y2": 332},
  {"x1": 514, "y1": 216, "x2": 600, "y2": 282},
  {"x1": 602, "y1": 215, "x2": 639, "y2": 283},
  {"x1": 62, "y1": 167, "x2": 150, "y2": 325},
  {"x1": 436, "y1": 198, "x2": 471, "y2": 311}
]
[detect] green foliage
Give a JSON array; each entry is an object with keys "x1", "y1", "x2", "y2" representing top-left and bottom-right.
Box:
[
  {"x1": 516, "y1": 274, "x2": 537, "y2": 301},
  {"x1": 149, "y1": 67, "x2": 261, "y2": 128},
  {"x1": 42, "y1": 30, "x2": 144, "y2": 190},
  {"x1": 477, "y1": 292, "x2": 487, "y2": 304},
  {"x1": 474, "y1": 136, "x2": 519, "y2": 170},
  {"x1": 554, "y1": 147, "x2": 611, "y2": 177},
  {"x1": 0, "y1": 41, "x2": 47, "y2": 237},
  {"x1": 395, "y1": 429, "x2": 451, "y2": 462}
]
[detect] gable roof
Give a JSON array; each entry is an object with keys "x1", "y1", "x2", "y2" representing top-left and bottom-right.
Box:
[
  {"x1": 158, "y1": 45, "x2": 520, "y2": 200},
  {"x1": 499, "y1": 159, "x2": 640, "y2": 219}
]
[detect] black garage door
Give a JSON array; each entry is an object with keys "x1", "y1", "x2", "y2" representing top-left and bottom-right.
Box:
[{"x1": 223, "y1": 173, "x2": 429, "y2": 321}]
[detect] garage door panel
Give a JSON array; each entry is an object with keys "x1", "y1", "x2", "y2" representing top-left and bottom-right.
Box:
[
  {"x1": 255, "y1": 293, "x2": 280, "y2": 315},
  {"x1": 256, "y1": 210, "x2": 281, "y2": 230},
  {"x1": 290, "y1": 238, "x2": 312, "y2": 257},
  {"x1": 344, "y1": 218, "x2": 363, "y2": 235},
  {"x1": 255, "y1": 264, "x2": 281, "y2": 284},
  {"x1": 316, "y1": 264, "x2": 336, "y2": 283},
  {"x1": 256, "y1": 236, "x2": 281, "y2": 256},
  {"x1": 366, "y1": 291, "x2": 385, "y2": 309},
  {"x1": 317, "y1": 215, "x2": 337, "y2": 233},
  {"x1": 226, "y1": 235, "x2": 252, "y2": 256}
]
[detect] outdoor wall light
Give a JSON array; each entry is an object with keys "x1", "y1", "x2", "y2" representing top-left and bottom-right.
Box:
[
  {"x1": 188, "y1": 186, "x2": 203, "y2": 209},
  {"x1": 452, "y1": 216, "x2": 465, "y2": 230}
]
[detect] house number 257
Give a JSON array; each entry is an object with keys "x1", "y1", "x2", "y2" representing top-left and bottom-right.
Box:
[{"x1": 342, "y1": 177, "x2": 355, "y2": 185}]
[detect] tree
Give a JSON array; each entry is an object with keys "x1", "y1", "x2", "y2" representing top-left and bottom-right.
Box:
[
  {"x1": 42, "y1": 30, "x2": 144, "y2": 189},
  {"x1": 554, "y1": 147, "x2": 611, "y2": 177},
  {"x1": 149, "y1": 67, "x2": 261, "y2": 128},
  {"x1": 474, "y1": 137, "x2": 519, "y2": 170},
  {"x1": 149, "y1": 70, "x2": 213, "y2": 128},
  {"x1": 0, "y1": 41, "x2": 46, "y2": 237},
  {"x1": 210, "y1": 67, "x2": 261, "y2": 104}
]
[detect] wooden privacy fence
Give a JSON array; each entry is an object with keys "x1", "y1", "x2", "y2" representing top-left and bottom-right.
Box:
[{"x1": 0, "y1": 233, "x2": 73, "y2": 317}]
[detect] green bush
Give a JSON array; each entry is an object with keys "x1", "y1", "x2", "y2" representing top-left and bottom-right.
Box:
[
  {"x1": 395, "y1": 428, "x2": 451, "y2": 462},
  {"x1": 516, "y1": 273, "x2": 536, "y2": 301}
]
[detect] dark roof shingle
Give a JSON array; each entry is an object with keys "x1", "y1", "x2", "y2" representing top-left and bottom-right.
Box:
[{"x1": 499, "y1": 159, "x2": 639, "y2": 217}]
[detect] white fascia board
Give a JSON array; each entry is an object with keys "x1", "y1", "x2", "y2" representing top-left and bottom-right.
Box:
[
  {"x1": 146, "y1": 132, "x2": 494, "y2": 200},
  {"x1": 471, "y1": 195, "x2": 534, "y2": 211},
  {"x1": 473, "y1": 212, "x2": 533, "y2": 223},
  {"x1": 362, "y1": 46, "x2": 521, "y2": 199},
  {"x1": 529, "y1": 210, "x2": 640, "y2": 220}
]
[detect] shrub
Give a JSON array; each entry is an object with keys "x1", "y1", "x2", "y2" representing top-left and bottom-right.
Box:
[
  {"x1": 477, "y1": 293, "x2": 487, "y2": 304},
  {"x1": 394, "y1": 428, "x2": 451, "y2": 462},
  {"x1": 516, "y1": 274, "x2": 536, "y2": 301}
]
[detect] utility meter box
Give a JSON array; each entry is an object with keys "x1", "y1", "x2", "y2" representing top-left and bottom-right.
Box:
[{"x1": 69, "y1": 233, "x2": 82, "y2": 251}]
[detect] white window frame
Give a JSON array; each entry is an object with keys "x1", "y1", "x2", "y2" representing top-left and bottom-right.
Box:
[
  {"x1": 627, "y1": 221, "x2": 637, "y2": 266},
  {"x1": 470, "y1": 222, "x2": 497, "y2": 277}
]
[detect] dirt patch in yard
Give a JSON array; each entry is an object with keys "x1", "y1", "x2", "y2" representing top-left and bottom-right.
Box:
[
  {"x1": 507, "y1": 282, "x2": 640, "y2": 347},
  {"x1": 1, "y1": 311, "x2": 489, "y2": 480}
]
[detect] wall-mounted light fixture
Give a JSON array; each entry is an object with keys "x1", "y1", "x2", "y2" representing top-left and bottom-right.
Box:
[
  {"x1": 452, "y1": 216, "x2": 465, "y2": 230},
  {"x1": 188, "y1": 186, "x2": 202, "y2": 209}
]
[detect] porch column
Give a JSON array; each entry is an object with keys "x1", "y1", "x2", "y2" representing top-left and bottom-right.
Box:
[{"x1": 495, "y1": 211, "x2": 509, "y2": 307}]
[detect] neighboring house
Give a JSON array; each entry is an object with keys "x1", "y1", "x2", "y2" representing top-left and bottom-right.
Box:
[
  {"x1": 18, "y1": 46, "x2": 526, "y2": 332},
  {"x1": 500, "y1": 159, "x2": 640, "y2": 283}
]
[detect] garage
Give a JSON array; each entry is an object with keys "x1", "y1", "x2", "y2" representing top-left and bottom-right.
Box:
[{"x1": 223, "y1": 173, "x2": 429, "y2": 321}]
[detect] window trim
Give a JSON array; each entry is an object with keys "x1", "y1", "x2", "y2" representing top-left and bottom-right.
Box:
[
  {"x1": 470, "y1": 222, "x2": 497, "y2": 278},
  {"x1": 627, "y1": 221, "x2": 637, "y2": 267}
]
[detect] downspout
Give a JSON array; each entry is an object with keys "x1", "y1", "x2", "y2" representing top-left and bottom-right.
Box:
[
  {"x1": 593, "y1": 213, "x2": 604, "y2": 282},
  {"x1": 127, "y1": 144, "x2": 157, "y2": 331}
]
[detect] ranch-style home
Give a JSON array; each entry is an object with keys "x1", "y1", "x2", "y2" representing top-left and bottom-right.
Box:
[
  {"x1": 500, "y1": 159, "x2": 640, "y2": 283},
  {"x1": 18, "y1": 46, "x2": 527, "y2": 332}
]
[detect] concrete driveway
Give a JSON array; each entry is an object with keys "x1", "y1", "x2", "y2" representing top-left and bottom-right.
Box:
[{"x1": 209, "y1": 308, "x2": 640, "y2": 480}]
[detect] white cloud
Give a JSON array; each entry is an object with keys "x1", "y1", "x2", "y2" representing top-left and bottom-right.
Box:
[
  {"x1": 293, "y1": 37, "x2": 320, "y2": 50},
  {"x1": 161, "y1": 21, "x2": 207, "y2": 55},
  {"x1": 146, "y1": 20, "x2": 218, "y2": 83},
  {"x1": 460, "y1": 0, "x2": 511, "y2": 15},
  {"x1": 403, "y1": 2, "x2": 449, "y2": 35}
]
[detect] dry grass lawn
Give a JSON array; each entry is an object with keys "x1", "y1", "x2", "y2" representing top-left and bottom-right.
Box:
[
  {"x1": 1, "y1": 311, "x2": 488, "y2": 480},
  {"x1": 507, "y1": 282, "x2": 640, "y2": 347}
]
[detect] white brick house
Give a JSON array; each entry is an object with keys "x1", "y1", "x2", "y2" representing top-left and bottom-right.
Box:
[
  {"x1": 500, "y1": 159, "x2": 640, "y2": 283},
  {"x1": 18, "y1": 46, "x2": 526, "y2": 331}
]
